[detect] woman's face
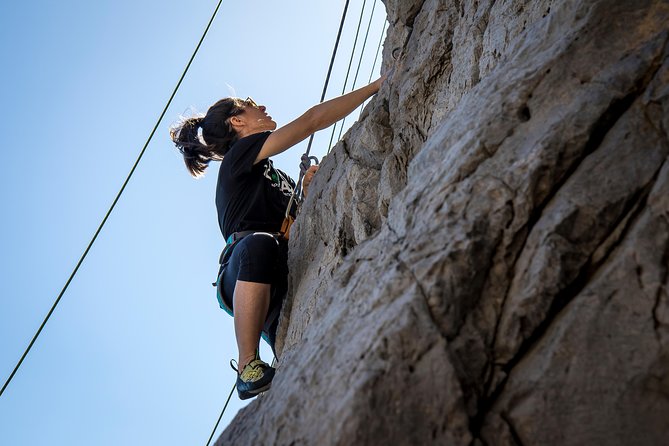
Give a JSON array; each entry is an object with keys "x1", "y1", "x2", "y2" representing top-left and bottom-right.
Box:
[{"x1": 236, "y1": 98, "x2": 277, "y2": 134}]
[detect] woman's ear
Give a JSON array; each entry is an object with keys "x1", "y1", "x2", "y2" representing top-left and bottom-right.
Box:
[{"x1": 229, "y1": 115, "x2": 245, "y2": 130}]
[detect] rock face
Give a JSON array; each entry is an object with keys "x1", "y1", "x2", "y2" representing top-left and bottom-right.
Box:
[{"x1": 218, "y1": 0, "x2": 669, "y2": 444}]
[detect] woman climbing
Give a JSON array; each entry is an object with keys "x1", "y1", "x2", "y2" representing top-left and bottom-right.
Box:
[{"x1": 170, "y1": 74, "x2": 386, "y2": 400}]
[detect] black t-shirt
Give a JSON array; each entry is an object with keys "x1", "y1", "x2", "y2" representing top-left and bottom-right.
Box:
[{"x1": 216, "y1": 131, "x2": 298, "y2": 240}]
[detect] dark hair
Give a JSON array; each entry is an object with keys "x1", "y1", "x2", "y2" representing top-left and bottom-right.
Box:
[{"x1": 170, "y1": 97, "x2": 246, "y2": 177}]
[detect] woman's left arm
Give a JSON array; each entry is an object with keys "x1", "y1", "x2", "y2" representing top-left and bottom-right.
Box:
[{"x1": 302, "y1": 165, "x2": 319, "y2": 198}]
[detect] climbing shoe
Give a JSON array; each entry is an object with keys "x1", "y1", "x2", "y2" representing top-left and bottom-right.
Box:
[{"x1": 231, "y1": 358, "x2": 275, "y2": 400}]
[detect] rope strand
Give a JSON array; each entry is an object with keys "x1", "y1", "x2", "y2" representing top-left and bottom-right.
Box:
[
  {"x1": 205, "y1": 382, "x2": 236, "y2": 446},
  {"x1": 0, "y1": 0, "x2": 225, "y2": 399}
]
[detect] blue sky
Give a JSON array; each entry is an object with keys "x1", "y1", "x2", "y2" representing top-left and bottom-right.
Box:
[{"x1": 0, "y1": 0, "x2": 386, "y2": 444}]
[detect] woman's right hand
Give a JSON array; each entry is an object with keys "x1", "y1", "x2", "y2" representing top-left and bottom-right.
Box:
[{"x1": 373, "y1": 69, "x2": 393, "y2": 90}]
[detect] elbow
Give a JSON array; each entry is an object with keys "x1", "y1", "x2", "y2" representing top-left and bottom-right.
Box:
[{"x1": 305, "y1": 106, "x2": 326, "y2": 133}]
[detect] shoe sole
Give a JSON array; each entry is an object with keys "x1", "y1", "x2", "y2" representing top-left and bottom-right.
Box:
[{"x1": 238, "y1": 381, "x2": 272, "y2": 400}]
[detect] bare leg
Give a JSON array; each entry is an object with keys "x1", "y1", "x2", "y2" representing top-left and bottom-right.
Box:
[{"x1": 233, "y1": 280, "x2": 271, "y2": 371}]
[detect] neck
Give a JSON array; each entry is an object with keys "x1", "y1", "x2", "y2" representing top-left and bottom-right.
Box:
[{"x1": 237, "y1": 128, "x2": 270, "y2": 139}]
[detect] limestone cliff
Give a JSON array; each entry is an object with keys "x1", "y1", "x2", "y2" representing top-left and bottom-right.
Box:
[{"x1": 217, "y1": 0, "x2": 669, "y2": 444}]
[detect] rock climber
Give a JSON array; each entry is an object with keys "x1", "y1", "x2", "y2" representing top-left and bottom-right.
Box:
[{"x1": 170, "y1": 74, "x2": 386, "y2": 400}]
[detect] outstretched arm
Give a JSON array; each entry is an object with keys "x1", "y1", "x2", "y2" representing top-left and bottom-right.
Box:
[{"x1": 255, "y1": 76, "x2": 386, "y2": 164}]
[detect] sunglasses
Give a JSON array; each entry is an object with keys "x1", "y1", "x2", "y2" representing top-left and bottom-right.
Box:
[{"x1": 244, "y1": 97, "x2": 259, "y2": 108}]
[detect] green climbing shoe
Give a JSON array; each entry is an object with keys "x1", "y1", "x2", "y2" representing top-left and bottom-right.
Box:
[{"x1": 233, "y1": 359, "x2": 275, "y2": 400}]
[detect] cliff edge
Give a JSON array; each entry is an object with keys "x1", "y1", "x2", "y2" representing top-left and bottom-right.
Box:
[{"x1": 218, "y1": 1, "x2": 669, "y2": 444}]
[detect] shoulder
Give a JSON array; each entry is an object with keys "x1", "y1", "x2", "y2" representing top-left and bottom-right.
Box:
[{"x1": 222, "y1": 131, "x2": 273, "y2": 178}]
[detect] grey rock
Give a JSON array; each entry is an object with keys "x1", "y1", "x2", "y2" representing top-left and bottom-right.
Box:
[{"x1": 217, "y1": 0, "x2": 669, "y2": 444}]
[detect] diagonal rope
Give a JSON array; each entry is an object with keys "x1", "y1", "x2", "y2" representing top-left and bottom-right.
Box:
[
  {"x1": 334, "y1": 0, "x2": 378, "y2": 145},
  {"x1": 205, "y1": 382, "x2": 236, "y2": 446},
  {"x1": 0, "y1": 0, "x2": 225, "y2": 399}
]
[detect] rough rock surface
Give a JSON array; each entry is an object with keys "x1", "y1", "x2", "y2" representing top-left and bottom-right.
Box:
[{"x1": 217, "y1": 0, "x2": 669, "y2": 444}]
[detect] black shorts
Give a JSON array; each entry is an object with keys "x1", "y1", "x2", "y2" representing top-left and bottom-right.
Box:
[{"x1": 216, "y1": 232, "x2": 288, "y2": 350}]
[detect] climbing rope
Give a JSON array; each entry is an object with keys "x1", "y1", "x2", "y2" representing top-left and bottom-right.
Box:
[
  {"x1": 0, "y1": 0, "x2": 225, "y2": 399},
  {"x1": 206, "y1": 382, "x2": 236, "y2": 446}
]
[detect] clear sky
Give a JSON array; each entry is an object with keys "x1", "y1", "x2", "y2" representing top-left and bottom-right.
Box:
[{"x1": 0, "y1": 0, "x2": 386, "y2": 444}]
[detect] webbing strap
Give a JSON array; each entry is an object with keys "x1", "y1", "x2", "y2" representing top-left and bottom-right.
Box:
[{"x1": 225, "y1": 230, "x2": 257, "y2": 245}]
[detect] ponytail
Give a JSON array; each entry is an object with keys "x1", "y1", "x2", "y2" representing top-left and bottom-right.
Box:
[
  {"x1": 170, "y1": 98, "x2": 245, "y2": 177},
  {"x1": 170, "y1": 116, "x2": 208, "y2": 177}
]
